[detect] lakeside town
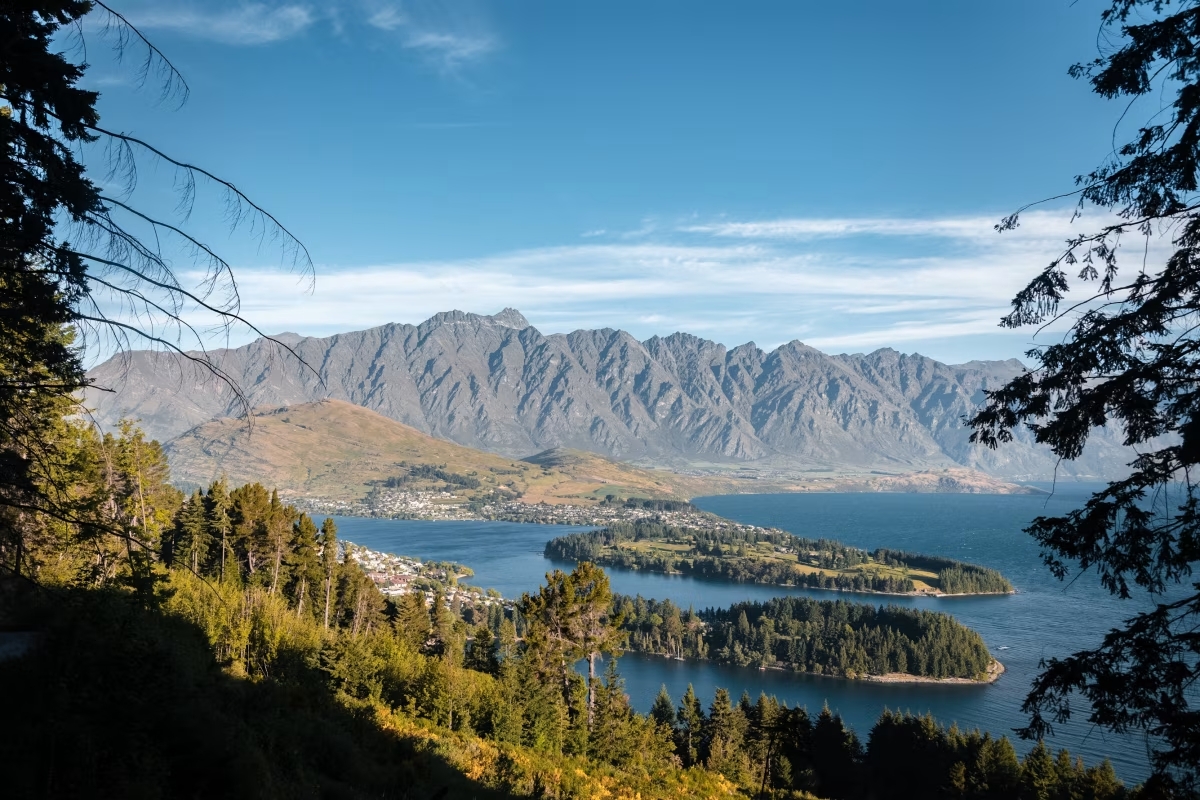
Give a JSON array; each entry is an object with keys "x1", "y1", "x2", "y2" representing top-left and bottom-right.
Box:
[
  {"x1": 342, "y1": 540, "x2": 511, "y2": 614},
  {"x1": 292, "y1": 487, "x2": 781, "y2": 534}
]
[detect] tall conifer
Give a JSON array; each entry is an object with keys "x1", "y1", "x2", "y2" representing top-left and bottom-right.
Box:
[{"x1": 318, "y1": 517, "x2": 338, "y2": 629}]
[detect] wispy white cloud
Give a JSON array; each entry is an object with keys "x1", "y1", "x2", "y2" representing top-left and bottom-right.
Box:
[
  {"x1": 188, "y1": 236, "x2": 1040, "y2": 354},
  {"x1": 401, "y1": 30, "x2": 495, "y2": 68},
  {"x1": 619, "y1": 218, "x2": 660, "y2": 239},
  {"x1": 95, "y1": 209, "x2": 1170, "y2": 366},
  {"x1": 682, "y1": 216, "x2": 999, "y2": 240},
  {"x1": 366, "y1": 4, "x2": 406, "y2": 31},
  {"x1": 85, "y1": 73, "x2": 134, "y2": 88},
  {"x1": 806, "y1": 311, "x2": 1009, "y2": 350},
  {"x1": 680, "y1": 209, "x2": 1121, "y2": 243},
  {"x1": 126, "y1": 3, "x2": 315, "y2": 46},
  {"x1": 364, "y1": 1, "x2": 497, "y2": 70},
  {"x1": 111, "y1": 1, "x2": 498, "y2": 65}
]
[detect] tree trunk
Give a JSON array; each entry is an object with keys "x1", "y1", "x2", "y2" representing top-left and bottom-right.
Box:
[
  {"x1": 296, "y1": 576, "x2": 306, "y2": 618},
  {"x1": 587, "y1": 651, "x2": 597, "y2": 725},
  {"x1": 323, "y1": 573, "x2": 332, "y2": 629},
  {"x1": 270, "y1": 544, "x2": 282, "y2": 595},
  {"x1": 352, "y1": 591, "x2": 366, "y2": 637},
  {"x1": 758, "y1": 735, "x2": 775, "y2": 799}
]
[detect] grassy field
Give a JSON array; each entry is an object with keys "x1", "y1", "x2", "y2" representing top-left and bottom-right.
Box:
[{"x1": 612, "y1": 538, "x2": 945, "y2": 592}]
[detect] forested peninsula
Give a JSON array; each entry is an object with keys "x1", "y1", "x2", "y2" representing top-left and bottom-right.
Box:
[
  {"x1": 546, "y1": 521, "x2": 1014, "y2": 596},
  {"x1": 615, "y1": 594, "x2": 1000, "y2": 682}
]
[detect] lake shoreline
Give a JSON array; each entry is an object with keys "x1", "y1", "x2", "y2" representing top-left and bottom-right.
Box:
[
  {"x1": 630, "y1": 651, "x2": 1006, "y2": 686},
  {"x1": 590, "y1": 563, "x2": 1017, "y2": 599},
  {"x1": 860, "y1": 659, "x2": 1006, "y2": 685}
]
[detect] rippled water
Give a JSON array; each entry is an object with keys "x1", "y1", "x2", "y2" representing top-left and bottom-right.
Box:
[{"x1": 331, "y1": 483, "x2": 1162, "y2": 783}]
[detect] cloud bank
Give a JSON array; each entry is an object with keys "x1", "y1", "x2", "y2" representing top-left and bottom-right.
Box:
[
  {"x1": 139, "y1": 208, "x2": 1162, "y2": 367},
  {"x1": 114, "y1": 0, "x2": 498, "y2": 68},
  {"x1": 125, "y1": 3, "x2": 316, "y2": 46}
]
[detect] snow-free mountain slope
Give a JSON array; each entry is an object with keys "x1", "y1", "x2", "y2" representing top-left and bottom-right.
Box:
[
  {"x1": 165, "y1": 400, "x2": 1040, "y2": 502},
  {"x1": 86, "y1": 309, "x2": 1127, "y2": 479}
]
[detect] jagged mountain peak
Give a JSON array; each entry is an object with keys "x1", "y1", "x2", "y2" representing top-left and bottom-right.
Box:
[
  {"x1": 269, "y1": 331, "x2": 304, "y2": 346},
  {"x1": 417, "y1": 307, "x2": 534, "y2": 332},
  {"x1": 491, "y1": 307, "x2": 532, "y2": 328},
  {"x1": 85, "y1": 311, "x2": 1125, "y2": 480}
]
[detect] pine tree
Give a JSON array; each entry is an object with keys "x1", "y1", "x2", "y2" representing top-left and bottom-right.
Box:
[
  {"x1": 318, "y1": 517, "x2": 338, "y2": 629},
  {"x1": 704, "y1": 687, "x2": 747, "y2": 781},
  {"x1": 677, "y1": 682, "x2": 705, "y2": 767},
  {"x1": 812, "y1": 704, "x2": 861, "y2": 799},
  {"x1": 394, "y1": 591, "x2": 431, "y2": 650},
  {"x1": 965, "y1": 2, "x2": 1200, "y2": 787},
  {"x1": 204, "y1": 479, "x2": 232, "y2": 581},
  {"x1": 265, "y1": 489, "x2": 295, "y2": 595},
  {"x1": 519, "y1": 563, "x2": 624, "y2": 726},
  {"x1": 170, "y1": 490, "x2": 209, "y2": 573},
  {"x1": 748, "y1": 693, "x2": 783, "y2": 795},
  {"x1": 229, "y1": 482, "x2": 270, "y2": 579},
  {"x1": 650, "y1": 684, "x2": 676, "y2": 731},
  {"x1": 567, "y1": 562, "x2": 625, "y2": 724},
  {"x1": 465, "y1": 623, "x2": 498, "y2": 674},
  {"x1": 1020, "y1": 741, "x2": 1057, "y2": 800},
  {"x1": 429, "y1": 588, "x2": 460, "y2": 658},
  {"x1": 1080, "y1": 759, "x2": 1124, "y2": 800},
  {"x1": 588, "y1": 658, "x2": 634, "y2": 764},
  {"x1": 335, "y1": 549, "x2": 385, "y2": 637},
  {"x1": 776, "y1": 705, "x2": 814, "y2": 793},
  {"x1": 1, "y1": 0, "x2": 310, "y2": 588},
  {"x1": 286, "y1": 513, "x2": 322, "y2": 619},
  {"x1": 976, "y1": 734, "x2": 1022, "y2": 799},
  {"x1": 100, "y1": 421, "x2": 181, "y2": 597}
]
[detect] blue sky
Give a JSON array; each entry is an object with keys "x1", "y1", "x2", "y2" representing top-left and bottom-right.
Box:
[{"x1": 77, "y1": 0, "x2": 1138, "y2": 364}]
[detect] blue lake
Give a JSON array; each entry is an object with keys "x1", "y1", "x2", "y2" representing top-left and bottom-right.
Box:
[{"x1": 331, "y1": 483, "x2": 1163, "y2": 784}]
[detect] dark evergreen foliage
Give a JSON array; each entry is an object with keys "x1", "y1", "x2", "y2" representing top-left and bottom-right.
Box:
[
  {"x1": 0, "y1": 0, "x2": 309, "y2": 586},
  {"x1": 615, "y1": 593, "x2": 995, "y2": 679},
  {"x1": 378, "y1": 463, "x2": 482, "y2": 490},
  {"x1": 967, "y1": 2, "x2": 1200, "y2": 790}
]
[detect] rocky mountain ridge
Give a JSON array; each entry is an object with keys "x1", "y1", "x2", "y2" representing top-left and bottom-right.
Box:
[{"x1": 86, "y1": 309, "x2": 1132, "y2": 479}]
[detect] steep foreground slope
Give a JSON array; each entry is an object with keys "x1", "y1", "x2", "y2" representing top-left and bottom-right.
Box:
[{"x1": 88, "y1": 309, "x2": 1132, "y2": 479}]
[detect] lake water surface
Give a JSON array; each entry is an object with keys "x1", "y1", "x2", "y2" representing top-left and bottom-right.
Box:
[{"x1": 331, "y1": 483, "x2": 1161, "y2": 783}]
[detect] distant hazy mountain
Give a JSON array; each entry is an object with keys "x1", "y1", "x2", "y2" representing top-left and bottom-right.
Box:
[{"x1": 85, "y1": 309, "x2": 1132, "y2": 479}]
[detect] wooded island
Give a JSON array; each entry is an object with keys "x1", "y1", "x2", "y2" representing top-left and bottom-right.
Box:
[
  {"x1": 545, "y1": 522, "x2": 1014, "y2": 596},
  {"x1": 615, "y1": 594, "x2": 1000, "y2": 682}
]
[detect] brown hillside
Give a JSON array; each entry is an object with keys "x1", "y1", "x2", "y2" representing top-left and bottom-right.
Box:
[
  {"x1": 163, "y1": 400, "x2": 727, "y2": 504},
  {"x1": 164, "y1": 400, "x2": 1043, "y2": 504}
]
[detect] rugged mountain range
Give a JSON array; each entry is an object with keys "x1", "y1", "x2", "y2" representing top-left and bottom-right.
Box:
[{"x1": 85, "y1": 309, "x2": 1132, "y2": 480}]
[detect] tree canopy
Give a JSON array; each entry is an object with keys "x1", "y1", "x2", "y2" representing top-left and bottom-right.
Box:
[
  {"x1": 0, "y1": 1, "x2": 310, "y2": 583},
  {"x1": 969, "y1": 1, "x2": 1200, "y2": 793}
]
